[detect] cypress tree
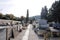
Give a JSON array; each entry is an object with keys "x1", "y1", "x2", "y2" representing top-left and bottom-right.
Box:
[{"x1": 26, "y1": 9, "x2": 29, "y2": 23}]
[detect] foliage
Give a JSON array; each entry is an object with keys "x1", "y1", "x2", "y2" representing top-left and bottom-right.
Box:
[
  {"x1": 0, "y1": 13, "x2": 22, "y2": 21},
  {"x1": 4, "y1": 14, "x2": 15, "y2": 20},
  {"x1": 41, "y1": 6, "x2": 48, "y2": 19},
  {"x1": 0, "y1": 13, "x2": 3, "y2": 19},
  {"x1": 47, "y1": 1, "x2": 60, "y2": 23}
]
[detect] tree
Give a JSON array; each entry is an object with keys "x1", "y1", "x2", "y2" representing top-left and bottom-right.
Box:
[
  {"x1": 21, "y1": 16, "x2": 25, "y2": 21},
  {"x1": 0, "y1": 13, "x2": 3, "y2": 19},
  {"x1": 41, "y1": 6, "x2": 48, "y2": 19},
  {"x1": 26, "y1": 9, "x2": 29, "y2": 23},
  {"x1": 0, "y1": 13, "x2": 21, "y2": 21},
  {"x1": 47, "y1": 8, "x2": 54, "y2": 22},
  {"x1": 9, "y1": 14, "x2": 15, "y2": 20},
  {"x1": 48, "y1": 1, "x2": 60, "y2": 23},
  {"x1": 20, "y1": 16, "x2": 25, "y2": 26},
  {"x1": 5, "y1": 14, "x2": 15, "y2": 20}
]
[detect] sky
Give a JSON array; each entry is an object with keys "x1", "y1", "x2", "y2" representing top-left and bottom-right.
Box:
[{"x1": 0, "y1": 0, "x2": 55, "y2": 17}]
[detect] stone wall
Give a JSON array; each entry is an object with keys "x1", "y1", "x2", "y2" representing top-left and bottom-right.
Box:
[{"x1": 3, "y1": 25, "x2": 21, "y2": 40}]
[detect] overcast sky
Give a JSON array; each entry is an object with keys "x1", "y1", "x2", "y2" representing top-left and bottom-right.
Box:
[{"x1": 0, "y1": 0, "x2": 55, "y2": 17}]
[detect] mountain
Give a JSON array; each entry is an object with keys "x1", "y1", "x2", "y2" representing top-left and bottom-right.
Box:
[{"x1": 30, "y1": 15, "x2": 41, "y2": 20}]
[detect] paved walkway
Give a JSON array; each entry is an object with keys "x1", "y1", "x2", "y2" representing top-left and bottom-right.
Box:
[{"x1": 28, "y1": 24, "x2": 44, "y2": 40}]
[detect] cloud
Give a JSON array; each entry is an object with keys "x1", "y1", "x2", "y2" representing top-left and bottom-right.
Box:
[{"x1": 0, "y1": 0, "x2": 55, "y2": 17}]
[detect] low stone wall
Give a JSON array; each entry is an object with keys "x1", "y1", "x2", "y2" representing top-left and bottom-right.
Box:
[
  {"x1": 13, "y1": 25, "x2": 19, "y2": 38},
  {"x1": 6, "y1": 27, "x2": 12, "y2": 40},
  {"x1": 6, "y1": 25, "x2": 21, "y2": 40}
]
